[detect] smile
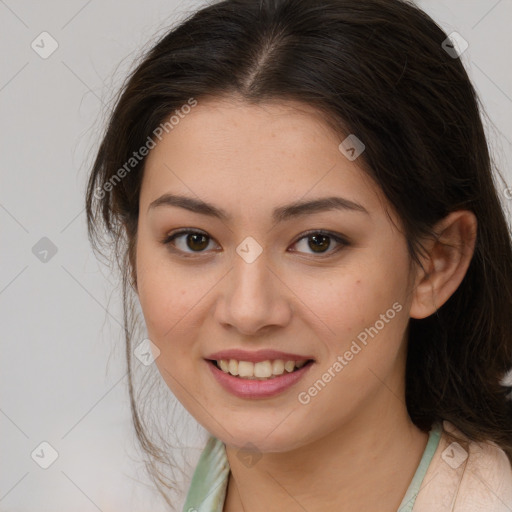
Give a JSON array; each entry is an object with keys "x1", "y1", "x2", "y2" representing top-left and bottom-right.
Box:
[{"x1": 206, "y1": 358, "x2": 315, "y2": 399}]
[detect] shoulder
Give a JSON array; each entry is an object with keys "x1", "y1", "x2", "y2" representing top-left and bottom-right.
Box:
[{"x1": 413, "y1": 420, "x2": 512, "y2": 512}]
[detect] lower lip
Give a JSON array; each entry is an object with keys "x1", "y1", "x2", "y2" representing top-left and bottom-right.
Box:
[{"x1": 206, "y1": 359, "x2": 314, "y2": 399}]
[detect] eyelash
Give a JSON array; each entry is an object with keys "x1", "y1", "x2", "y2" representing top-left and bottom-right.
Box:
[{"x1": 160, "y1": 229, "x2": 350, "y2": 258}]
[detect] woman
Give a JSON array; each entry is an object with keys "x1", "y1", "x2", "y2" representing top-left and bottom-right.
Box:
[{"x1": 85, "y1": 0, "x2": 512, "y2": 510}]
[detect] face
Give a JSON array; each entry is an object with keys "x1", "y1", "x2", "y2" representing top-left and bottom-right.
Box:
[{"x1": 135, "y1": 96, "x2": 417, "y2": 453}]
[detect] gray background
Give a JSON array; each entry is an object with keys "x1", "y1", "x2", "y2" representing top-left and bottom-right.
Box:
[{"x1": 1, "y1": 1, "x2": 511, "y2": 510}]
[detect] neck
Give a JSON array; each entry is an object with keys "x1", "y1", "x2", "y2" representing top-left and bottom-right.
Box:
[{"x1": 223, "y1": 390, "x2": 429, "y2": 512}]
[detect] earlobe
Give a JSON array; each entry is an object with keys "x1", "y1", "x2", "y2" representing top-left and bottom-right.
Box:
[{"x1": 409, "y1": 210, "x2": 477, "y2": 319}]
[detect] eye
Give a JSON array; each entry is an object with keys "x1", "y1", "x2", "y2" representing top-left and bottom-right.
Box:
[
  {"x1": 161, "y1": 229, "x2": 218, "y2": 256},
  {"x1": 290, "y1": 230, "x2": 348, "y2": 256}
]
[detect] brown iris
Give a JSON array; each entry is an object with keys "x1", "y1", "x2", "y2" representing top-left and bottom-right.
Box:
[
  {"x1": 308, "y1": 234, "x2": 330, "y2": 253},
  {"x1": 186, "y1": 233, "x2": 209, "y2": 251}
]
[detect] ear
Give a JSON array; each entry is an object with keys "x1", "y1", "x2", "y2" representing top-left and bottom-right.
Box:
[{"x1": 409, "y1": 210, "x2": 477, "y2": 319}]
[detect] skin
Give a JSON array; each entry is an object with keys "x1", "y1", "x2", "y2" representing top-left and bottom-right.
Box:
[{"x1": 134, "y1": 95, "x2": 477, "y2": 511}]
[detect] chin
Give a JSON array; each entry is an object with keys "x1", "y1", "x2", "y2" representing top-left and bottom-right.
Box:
[{"x1": 206, "y1": 419, "x2": 311, "y2": 454}]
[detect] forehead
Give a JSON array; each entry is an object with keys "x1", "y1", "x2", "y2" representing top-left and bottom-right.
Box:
[
  {"x1": 140, "y1": 96, "x2": 389, "y2": 220},
  {"x1": 148, "y1": 96, "x2": 343, "y2": 156}
]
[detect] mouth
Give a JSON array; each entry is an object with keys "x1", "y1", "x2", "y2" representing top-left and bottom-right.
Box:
[{"x1": 205, "y1": 357, "x2": 315, "y2": 399}]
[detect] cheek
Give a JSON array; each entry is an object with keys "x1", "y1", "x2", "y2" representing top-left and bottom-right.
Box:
[
  {"x1": 300, "y1": 248, "x2": 410, "y2": 362},
  {"x1": 304, "y1": 264, "x2": 407, "y2": 334},
  {"x1": 294, "y1": 270, "x2": 409, "y2": 425},
  {"x1": 135, "y1": 234, "x2": 200, "y2": 346},
  {"x1": 135, "y1": 256, "x2": 207, "y2": 404}
]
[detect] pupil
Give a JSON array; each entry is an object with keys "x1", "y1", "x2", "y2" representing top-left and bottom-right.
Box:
[
  {"x1": 309, "y1": 234, "x2": 329, "y2": 253},
  {"x1": 188, "y1": 233, "x2": 208, "y2": 251}
]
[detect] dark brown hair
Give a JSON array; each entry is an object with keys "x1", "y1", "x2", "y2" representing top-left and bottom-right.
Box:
[{"x1": 85, "y1": 0, "x2": 512, "y2": 507}]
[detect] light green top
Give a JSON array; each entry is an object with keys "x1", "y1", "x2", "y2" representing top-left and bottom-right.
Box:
[{"x1": 182, "y1": 423, "x2": 442, "y2": 512}]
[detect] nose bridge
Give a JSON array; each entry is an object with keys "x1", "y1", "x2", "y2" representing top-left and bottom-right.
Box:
[
  {"x1": 217, "y1": 239, "x2": 291, "y2": 334},
  {"x1": 233, "y1": 243, "x2": 271, "y2": 300}
]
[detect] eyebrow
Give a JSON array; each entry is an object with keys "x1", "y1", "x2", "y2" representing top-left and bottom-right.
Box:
[{"x1": 147, "y1": 193, "x2": 369, "y2": 223}]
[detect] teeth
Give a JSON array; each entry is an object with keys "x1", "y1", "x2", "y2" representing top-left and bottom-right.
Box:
[
  {"x1": 254, "y1": 360, "x2": 272, "y2": 378},
  {"x1": 284, "y1": 360, "x2": 295, "y2": 372},
  {"x1": 216, "y1": 359, "x2": 310, "y2": 379},
  {"x1": 272, "y1": 359, "x2": 284, "y2": 375},
  {"x1": 228, "y1": 359, "x2": 238, "y2": 376},
  {"x1": 238, "y1": 361, "x2": 254, "y2": 378}
]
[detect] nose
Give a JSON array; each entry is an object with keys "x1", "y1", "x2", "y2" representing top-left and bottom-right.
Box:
[{"x1": 214, "y1": 249, "x2": 292, "y2": 336}]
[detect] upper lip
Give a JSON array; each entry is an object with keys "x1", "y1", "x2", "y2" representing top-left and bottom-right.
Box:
[{"x1": 205, "y1": 349, "x2": 314, "y2": 363}]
